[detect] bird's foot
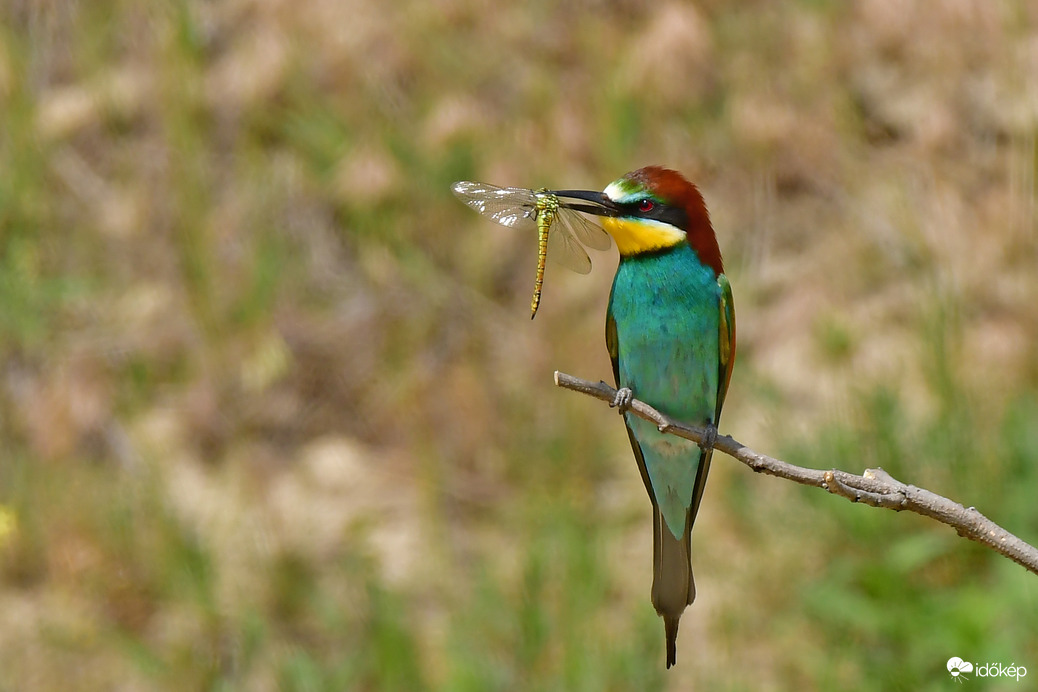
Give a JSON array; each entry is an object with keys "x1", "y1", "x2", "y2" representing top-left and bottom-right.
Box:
[
  {"x1": 610, "y1": 387, "x2": 633, "y2": 414},
  {"x1": 698, "y1": 423, "x2": 718, "y2": 453}
]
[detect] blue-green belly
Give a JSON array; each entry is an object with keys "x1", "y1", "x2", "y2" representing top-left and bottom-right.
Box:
[{"x1": 609, "y1": 246, "x2": 720, "y2": 539}]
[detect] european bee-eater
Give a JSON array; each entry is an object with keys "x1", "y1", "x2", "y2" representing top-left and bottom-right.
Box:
[{"x1": 553, "y1": 167, "x2": 736, "y2": 668}]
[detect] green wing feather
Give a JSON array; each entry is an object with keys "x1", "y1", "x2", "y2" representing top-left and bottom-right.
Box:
[
  {"x1": 689, "y1": 272, "x2": 736, "y2": 523},
  {"x1": 715, "y1": 273, "x2": 736, "y2": 425}
]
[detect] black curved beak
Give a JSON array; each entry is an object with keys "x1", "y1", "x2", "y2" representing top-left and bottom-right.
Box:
[{"x1": 550, "y1": 189, "x2": 620, "y2": 217}]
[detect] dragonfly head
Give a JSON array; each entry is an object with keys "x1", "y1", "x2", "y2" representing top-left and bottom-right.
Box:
[{"x1": 558, "y1": 167, "x2": 721, "y2": 273}]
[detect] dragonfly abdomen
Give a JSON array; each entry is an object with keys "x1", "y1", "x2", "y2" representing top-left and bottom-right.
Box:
[{"x1": 532, "y1": 193, "x2": 559, "y2": 319}]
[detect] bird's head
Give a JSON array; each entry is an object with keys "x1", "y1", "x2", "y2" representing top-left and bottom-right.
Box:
[{"x1": 554, "y1": 166, "x2": 722, "y2": 275}]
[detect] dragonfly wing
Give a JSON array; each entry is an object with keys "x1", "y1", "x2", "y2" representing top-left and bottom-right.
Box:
[
  {"x1": 562, "y1": 209, "x2": 611, "y2": 251},
  {"x1": 452, "y1": 181, "x2": 538, "y2": 230},
  {"x1": 546, "y1": 218, "x2": 593, "y2": 274}
]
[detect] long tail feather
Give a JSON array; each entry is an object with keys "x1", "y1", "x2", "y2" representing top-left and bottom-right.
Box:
[{"x1": 651, "y1": 506, "x2": 695, "y2": 668}]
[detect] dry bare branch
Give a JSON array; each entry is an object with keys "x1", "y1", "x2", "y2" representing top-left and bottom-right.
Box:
[{"x1": 554, "y1": 370, "x2": 1038, "y2": 576}]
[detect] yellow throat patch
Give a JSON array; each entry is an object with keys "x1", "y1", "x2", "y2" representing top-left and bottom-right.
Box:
[{"x1": 602, "y1": 217, "x2": 687, "y2": 257}]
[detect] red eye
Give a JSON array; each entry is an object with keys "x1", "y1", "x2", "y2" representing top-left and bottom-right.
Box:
[{"x1": 638, "y1": 199, "x2": 655, "y2": 212}]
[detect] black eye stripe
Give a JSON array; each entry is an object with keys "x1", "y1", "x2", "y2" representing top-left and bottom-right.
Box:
[{"x1": 623, "y1": 200, "x2": 688, "y2": 230}]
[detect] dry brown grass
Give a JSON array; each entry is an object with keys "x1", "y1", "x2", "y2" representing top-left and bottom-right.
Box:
[{"x1": 1, "y1": 0, "x2": 1036, "y2": 689}]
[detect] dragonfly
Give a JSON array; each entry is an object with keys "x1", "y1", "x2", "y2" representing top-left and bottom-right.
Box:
[{"x1": 452, "y1": 181, "x2": 612, "y2": 318}]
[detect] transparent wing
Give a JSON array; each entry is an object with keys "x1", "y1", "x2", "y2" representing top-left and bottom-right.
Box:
[
  {"x1": 451, "y1": 181, "x2": 539, "y2": 230},
  {"x1": 546, "y1": 218, "x2": 593, "y2": 274},
  {"x1": 558, "y1": 208, "x2": 611, "y2": 251}
]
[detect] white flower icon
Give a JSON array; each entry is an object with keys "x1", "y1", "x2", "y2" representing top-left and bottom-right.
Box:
[{"x1": 947, "y1": 657, "x2": 974, "y2": 681}]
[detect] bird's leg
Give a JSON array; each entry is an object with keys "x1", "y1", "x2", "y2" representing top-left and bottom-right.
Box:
[
  {"x1": 698, "y1": 423, "x2": 718, "y2": 453},
  {"x1": 610, "y1": 386, "x2": 633, "y2": 414}
]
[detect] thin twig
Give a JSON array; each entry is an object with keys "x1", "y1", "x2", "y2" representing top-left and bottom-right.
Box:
[{"x1": 554, "y1": 370, "x2": 1038, "y2": 576}]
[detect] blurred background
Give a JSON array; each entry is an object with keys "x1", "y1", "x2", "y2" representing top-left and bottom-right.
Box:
[{"x1": 1, "y1": 0, "x2": 1037, "y2": 690}]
